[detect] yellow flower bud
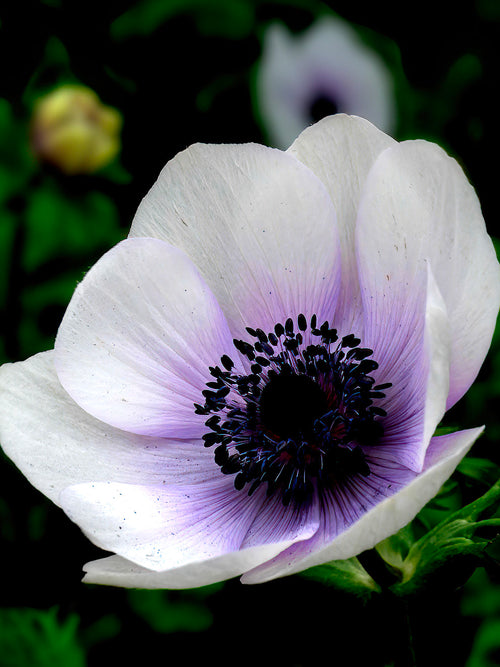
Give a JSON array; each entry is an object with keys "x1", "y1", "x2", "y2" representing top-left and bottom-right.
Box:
[{"x1": 30, "y1": 85, "x2": 122, "y2": 174}]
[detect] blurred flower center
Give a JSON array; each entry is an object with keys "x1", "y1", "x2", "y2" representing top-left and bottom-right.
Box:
[
  {"x1": 309, "y1": 94, "x2": 339, "y2": 123},
  {"x1": 196, "y1": 315, "x2": 390, "y2": 507}
]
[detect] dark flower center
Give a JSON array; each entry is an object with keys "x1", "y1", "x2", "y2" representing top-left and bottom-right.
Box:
[
  {"x1": 195, "y1": 314, "x2": 390, "y2": 508},
  {"x1": 260, "y1": 372, "x2": 328, "y2": 440}
]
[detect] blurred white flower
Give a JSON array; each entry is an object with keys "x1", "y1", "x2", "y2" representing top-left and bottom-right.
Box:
[{"x1": 256, "y1": 16, "x2": 396, "y2": 149}]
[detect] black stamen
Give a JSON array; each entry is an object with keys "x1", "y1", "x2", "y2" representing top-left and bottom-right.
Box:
[
  {"x1": 197, "y1": 314, "x2": 390, "y2": 508},
  {"x1": 220, "y1": 355, "x2": 234, "y2": 371}
]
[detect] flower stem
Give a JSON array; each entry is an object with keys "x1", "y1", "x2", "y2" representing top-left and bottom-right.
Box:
[
  {"x1": 400, "y1": 599, "x2": 417, "y2": 667},
  {"x1": 385, "y1": 594, "x2": 417, "y2": 667}
]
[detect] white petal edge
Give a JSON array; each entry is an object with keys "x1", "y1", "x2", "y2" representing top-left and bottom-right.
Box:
[
  {"x1": 0, "y1": 350, "x2": 217, "y2": 506},
  {"x1": 355, "y1": 138, "x2": 500, "y2": 409},
  {"x1": 129, "y1": 141, "x2": 341, "y2": 340},
  {"x1": 422, "y1": 267, "x2": 451, "y2": 449},
  {"x1": 241, "y1": 426, "x2": 483, "y2": 584},
  {"x1": 55, "y1": 237, "x2": 237, "y2": 438},
  {"x1": 81, "y1": 544, "x2": 289, "y2": 590}
]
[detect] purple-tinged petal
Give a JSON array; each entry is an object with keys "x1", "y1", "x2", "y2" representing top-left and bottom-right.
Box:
[
  {"x1": 242, "y1": 427, "x2": 482, "y2": 584},
  {"x1": 60, "y1": 479, "x2": 319, "y2": 573},
  {"x1": 242, "y1": 487, "x2": 320, "y2": 548},
  {"x1": 359, "y1": 265, "x2": 450, "y2": 472},
  {"x1": 241, "y1": 453, "x2": 419, "y2": 586},
  {"x1": 287, "y1": 114, "x2": 396, "y2": 332},
  {"x1": 0, "y1": 351, "x2": 216, "y2": 506},
  {"x1": 129, "y1": 142, "x2": 341, "y2": 339},
  {"x1": 355, "y1": 138, "x2": 500, "y2": 408},
  {"x1": 55, "y1": 237, "x2": 237, "y2": 438}
]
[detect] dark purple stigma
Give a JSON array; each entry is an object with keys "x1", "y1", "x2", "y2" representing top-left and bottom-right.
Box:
[{"x1": 195, "y1": 314, "x2": 391, "y2": 508}]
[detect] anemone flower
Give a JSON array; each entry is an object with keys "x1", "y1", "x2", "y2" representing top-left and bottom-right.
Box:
[
  {"x1": 1, "y1": 115, "x2": 498, "y2": 589},
  {"x1": 255, "y1": 16, "x2": 396, "y2": 150}
]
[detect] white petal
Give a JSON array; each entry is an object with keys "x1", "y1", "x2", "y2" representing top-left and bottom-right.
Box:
[
  {"x1": 288, "y1": 114, "x2": 396, "y2": 330},
  {"x1": 81, "y1": 547, "x2": 284, "y2": 590},
  {"x1": 55, "y1": 237, "x2": 236, "y2": 437},
  {"x1": 242, "y1": 426, "x2": 483, "y2": 583},
  {"x1": 60, "y1": 479, "x2": 318, "y2": 573},
  {"x1": 0, "y1": 351, "x2": 216, "y2": 506},
  {"x1": 356, "y1": 139, "x2": 500, "y2": 408},
  {"x1": 129, "y1": 142, "x2": 341, "y2": 339}
]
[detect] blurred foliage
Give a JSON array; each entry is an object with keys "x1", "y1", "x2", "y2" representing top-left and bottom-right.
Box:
[
  {"x1": 23, "y1": 187, "x2": 121, "y2": 273},
  {"x1": 0, "y1": 99, "x2": 35, "y2": 203},
  {"x1": 0, "y1": 608, "x2": 85, "y2": 667},
  {"x1": 463, "y1": 567, "x2": 500, "y2": 619},
  {"x1": 466, "y1": 618, "x2": 500, "y2": 667},
  {"x1": 128, "y1": 583, "x2": 224, "y2": 633},
  {"x1": 1, "y1": 1, "x2": 499, "y2": 666},
  {"x1": 111, "y1": 0, "x2": 256, "y2": 39}
]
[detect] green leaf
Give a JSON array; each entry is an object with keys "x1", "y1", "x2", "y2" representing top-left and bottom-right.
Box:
[
  {"x1": 301, "y1": 556, "x2": 381, "y2": 598},
  {"x1": 414, "y1": 478, "x2": 463, "y2": 532},
  {"x1": 389, "y1": 479, "x2": 500, "y2": 596},
  {"x1": 375, "y1": 523, "x2": 415, "y2": 571},
  {"x1": 458, "y1": 457, "x2": 500, "y2": 488}
]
